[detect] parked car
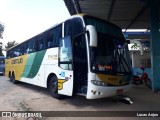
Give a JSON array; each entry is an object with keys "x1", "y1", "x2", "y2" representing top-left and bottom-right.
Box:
[{"x1": 0, "y1": 56, "x2": 5, "y2": 75}]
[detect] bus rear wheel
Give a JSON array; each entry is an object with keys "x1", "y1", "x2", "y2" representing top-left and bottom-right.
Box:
[
  {"x1": 12, "y1": 74, "x2": 18, "y2": 84},
  {"x1": 9, "y1": 74, "x2": 12, "y2": 82},
  {"x1": 49, "y1": 76, "x2": 63, "y2": 99}
]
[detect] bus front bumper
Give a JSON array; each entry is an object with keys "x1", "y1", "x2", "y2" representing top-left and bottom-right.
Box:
[{"x1": 86, "y1": 82, "x2": 131, "y2": 99}]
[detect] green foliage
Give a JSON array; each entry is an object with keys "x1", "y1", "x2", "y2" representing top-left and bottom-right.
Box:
[
  {"x1": 5, "y1": 41, "x2": 18, "y2": 51},
  {"x1": 0, "y1": 42, "x2": 4, "y2": 56},
  {"x1": 0, "y1": 22, "x2": 5, "y2": 56},
  {"x1": 0, "y1": 23, "x2": 4, "y2": 39},
  {"x1": 131, "y1": 43, "x2": 140, "y2": 50}
]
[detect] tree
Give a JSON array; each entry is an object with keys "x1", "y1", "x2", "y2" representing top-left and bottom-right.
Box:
[
  {"x1": 5, "y1": 41, "x2": 18, "y2": 51},
  {"x1": 0, "y1": 42, "x2": 4, "y2": 56},
  {"x1": 0, "y1": 23, "x2": 4, "y2": 39},
  {"x1": 131, "y1": 43, "x2": 140, "y2": 50},
  {"x1": 0, "y1": 22, "x2": 5, "y2": 56}
]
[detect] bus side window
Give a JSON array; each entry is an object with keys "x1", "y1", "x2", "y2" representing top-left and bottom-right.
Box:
[
  {"x1": 39, "y1": 42, "x2": 44, "y2": 50},
  {"x1": 6, "y1": 50, "x2": 10, "y2": 58},
  {"x1": 28, "y1": 39, "x2": 36, "y2": 53},
  {"x1": 47, "y1": 41, "x2": 53, "y2": 48},
  {"x1": 23, "y1": 42, "x2": 29, "y2": 54},
  {"x1": 47, "y1": 29, "x2": 54, "y2": 48},
  {"x1": 9, "y1": 51, "x2": 14, "y2": 58},
  {"x1": 13, "y1": 48, "x2": 17, "y2": 57},
  {"x1": 21, "y1": 45, "x2": 25, "y2": 55},
  {"x1": 64, "y1": 20, "x2": 72, "y2": 37},
  {"x1": 59, "y1": 36, "x2": 73, "y2": 70},
  {"x1": 14, "y1": 49, "x2": 19, "y2": 57},
  {"x1": 46, "y1": 24, "x2": 62, "y2": 49},
  {"x1": 35, "y1": 40, "x2": 39, "y2": 51},
  {"x1": 17, "y1": 47, "x2": 21, "y2": 56},
  {"x1": 39, "y1": 37, "x2": 45, "y2": 50},
  {"x1": 53, "y1": 24, "x2": 62, "y2": 47}
]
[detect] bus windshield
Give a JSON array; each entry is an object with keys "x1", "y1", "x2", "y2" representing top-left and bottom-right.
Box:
[{"x1": 84, "y1": 16, "x2": 131, "y2": 74}]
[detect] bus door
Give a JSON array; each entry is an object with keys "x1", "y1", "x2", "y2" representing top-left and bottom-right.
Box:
[
  {"x1": 58, "y1": 36, "x2": 74, "y2": 96},
  {"x1": 72, "y1": 34, "x2": 88, "y2": 94}
]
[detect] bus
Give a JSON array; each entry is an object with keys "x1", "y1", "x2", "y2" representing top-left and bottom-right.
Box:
[
  {"x1": 0, "y1": 56, "x2": 5, "y2": 75},
  {"x1": 5, "y1": 14, "x2": 132, "y2": 99}
]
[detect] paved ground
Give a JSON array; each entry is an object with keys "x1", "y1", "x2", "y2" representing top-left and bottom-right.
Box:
[{"x1": 0, "y1": 76, "x2": 160, "y2": 120}]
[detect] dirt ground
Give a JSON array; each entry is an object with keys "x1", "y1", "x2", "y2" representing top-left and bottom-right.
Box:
[{"x1": 0, "y1": 76, "x2": 160, "y2": 120}]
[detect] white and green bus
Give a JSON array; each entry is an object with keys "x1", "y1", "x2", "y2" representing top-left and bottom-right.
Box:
[{"x1": 5, "y1": 14, "x2": 132, "y2": 99}]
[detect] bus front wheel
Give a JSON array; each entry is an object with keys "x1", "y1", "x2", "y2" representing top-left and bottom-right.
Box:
[{"x1": 49, "y1": 76, "x2": 63, "y2": 99}]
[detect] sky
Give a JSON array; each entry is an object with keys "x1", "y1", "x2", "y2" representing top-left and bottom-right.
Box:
[{"x1": 0, "y1": 0, "x2": 70, "y2": 48}]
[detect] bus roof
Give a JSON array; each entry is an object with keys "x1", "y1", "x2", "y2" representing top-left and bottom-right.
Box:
[{"x1": 7, "y1": 14, "x2": 123, "y2": 51}]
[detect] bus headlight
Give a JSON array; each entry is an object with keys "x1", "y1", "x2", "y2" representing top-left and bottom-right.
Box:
[{"x1": 91, "y1": 80, "x2": 108, "y2": 86}]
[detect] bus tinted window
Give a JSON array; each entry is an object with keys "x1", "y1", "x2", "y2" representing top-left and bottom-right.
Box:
[
  {"x1": 38, "y1": 35, "x2": 46, "y2": 50},
  {"x1": 14, "y1": 47, "x2": 21, "y2": 57},
  {"x1": 72, "y1": 18, "x2": 83, "y2": 37},
  {"x1": 64, "y1": 20, "x2": 72, "y2": 36},
  {"x1": 64, "y1": 18, "x2": 83, "y2": 37},
  {"x1": 28, "y1": 39, "x2": 36, "y2": 53},
  {"x1": 47, "y1": 24, "x2": 62, "y2": 48},
  {"x1": 22, "y1": 42, "x2": 29, "y2": 54},
  {"x1": 6, "y1": 23, "x2": 62, "y2": 58},
  {"x1": 47, "y1": 29, "x2": 54, "y2": 48},
  {"x1": 53, "y1": 25, "x2": 62, "y2": 47},
  {"x1": 7, "y1": 50, "x2": 11, "y2": 58}
]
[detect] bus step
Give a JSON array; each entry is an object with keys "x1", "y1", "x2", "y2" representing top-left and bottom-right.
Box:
[
  {"x1": 78, "y1": 86, "x2": 87, "y2": 94},
  {"x1": 76, "y1": 93, "x2": 86, "y2": 96}
]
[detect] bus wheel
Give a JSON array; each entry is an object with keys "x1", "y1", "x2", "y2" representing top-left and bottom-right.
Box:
[
  {"x1": 49, "y1": 76, "x2": 63, "y2": 99},
  {"x1": 9, "y1": 74, "x2": 13, "y2": 82},
  {"x1": 12, "y1": 74, "x2": 18, "y2": 84}
]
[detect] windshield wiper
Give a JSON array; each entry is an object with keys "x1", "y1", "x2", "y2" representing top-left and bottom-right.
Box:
[{"x1": 110, "y1": 47, "x2": 130, "y2": 74}]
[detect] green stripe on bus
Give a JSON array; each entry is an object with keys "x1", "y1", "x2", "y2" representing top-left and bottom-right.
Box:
[
  {"x1": 22, "y1": 50, "x2": 46, "y2": 78},
  {"x1": 27, "y1": 50, "x2": 46, "y2": 78},
  {"x1": 21, "y1": 53, "x2": 36, "y2": 77}
]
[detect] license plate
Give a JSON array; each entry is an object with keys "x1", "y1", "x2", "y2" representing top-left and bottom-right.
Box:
[{"x1": 116, "y1": 89, "x2": 123, "y2": 94}]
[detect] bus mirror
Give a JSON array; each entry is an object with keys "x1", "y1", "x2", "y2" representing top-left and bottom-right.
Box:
[{"x1": 86, "y1": 25, "x2": 97, "y2": 47}]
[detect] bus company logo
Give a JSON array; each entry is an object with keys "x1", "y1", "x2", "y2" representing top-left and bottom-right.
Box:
[
  {"x1": 48, "y1": 54, "x2": 58, "y2": 60},
  {"x1": 11, "y1": 58, "x2": 23, "y2": 64}
]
